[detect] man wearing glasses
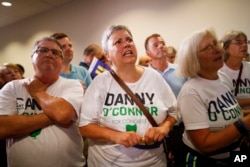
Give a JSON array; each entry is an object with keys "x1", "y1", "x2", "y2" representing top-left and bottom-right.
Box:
[{"x1": 0, "y1": 37, "x2": 86, "y2": 167}]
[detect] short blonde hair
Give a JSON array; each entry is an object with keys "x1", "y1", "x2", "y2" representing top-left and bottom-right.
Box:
[{"x1": 177, "y1": 28, "x2": 217, "y2": 78}]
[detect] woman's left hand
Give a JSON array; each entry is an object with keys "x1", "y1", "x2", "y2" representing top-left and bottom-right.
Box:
[{"x1": 143, "y1": 126, "x2": 169, "y2": 144}]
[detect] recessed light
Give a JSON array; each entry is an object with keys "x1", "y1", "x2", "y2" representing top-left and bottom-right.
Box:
[{"x1": 1, "y1": 1, "x2": 12, "y2": 7}]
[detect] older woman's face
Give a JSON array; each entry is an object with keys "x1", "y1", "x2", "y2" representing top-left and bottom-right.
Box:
[
  {"x1": 106, "y1": 30, "x2": 137, "y2": 67},
  {"x1": 226, "y1": 35, "x2": 248, "y2": 60},
  {"x1": 1, "y1": 67, "x2": 22, "y2": 83},
  {"x1": 198, "y1": 33, "x2": 223, "y2": 73}
]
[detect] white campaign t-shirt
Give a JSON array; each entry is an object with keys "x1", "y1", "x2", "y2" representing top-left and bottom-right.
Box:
[
  {"x1": 0, "y1": 77, "x2": 85, "y2": 167},
  {"x1": 177, "y1": 76, "x2": 243, "y2": 159},
  {"x1": 219, "y1": 61, "x2": 250, "y2": 109},
  {"x1": 79, "y1": 67, "x2": 177, "y2": 167}
]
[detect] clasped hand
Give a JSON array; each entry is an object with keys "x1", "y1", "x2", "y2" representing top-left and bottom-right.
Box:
[
  {"x1": 115, "y1": 126, "x2": 167, "y2": 147},
  {"x1": 23, "y1": 76, "x2": 48, "y2": 98}
]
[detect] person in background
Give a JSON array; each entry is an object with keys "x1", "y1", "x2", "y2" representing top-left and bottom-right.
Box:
[
  {"x1": 0, "y1": 37, "x2": 86, "y2": 167},
  {"x1": 144, "y1": 34, "x2": 187, "y2": 166},
  {"x1": 176, "y1": 28, "x2": 249, "y2": 167},
  {"x1": 51, "y1": 33, "x2": 92, "y2": 89},
  {"x1": 0, "y1": 77, "x2": 4, "y2": 89},
  {"x1": 145, "y1": 34, "x2": 187, "y2": 98},
  {"x1": 80, "y1": 44, "x2": 103, "y2": 70},
  {"x1": 16, "y1": 63, "x2": 25, "y2": 78},
  {"x1": 82, "y1": 44, "x2": 112, "y2": 79},
  {"x1": 79, "y1": 25, "x2": 178, "y2": 167},
  {"x1": 0, "y1": 63, "x2": 23, "y2": 88},
  {"x1": 0, "y1": 63, "x2": 23, "y2": 167},
  {"x1": 138, "y1": 54, "x2": 151, "y2": 67},
  {"x1": 219, "y1": 30, "x2": 250, "y2": 110},
  {"x1": 166, "y1": 46, "x2": 177, "y2": 64}
]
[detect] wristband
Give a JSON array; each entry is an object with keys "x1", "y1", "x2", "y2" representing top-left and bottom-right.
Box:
[{"x1": 234, "y1": 119, "x2": 249, "y2": 137}]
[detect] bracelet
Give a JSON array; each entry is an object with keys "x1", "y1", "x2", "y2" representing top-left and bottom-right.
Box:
[{"x1": 234, "y1": 119, "x2": 250, "y2": 137}]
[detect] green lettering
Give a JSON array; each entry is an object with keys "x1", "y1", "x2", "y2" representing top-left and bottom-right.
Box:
[
  {"x1": 229, "y1": 108, "x2": 237, "y2": 119},
  {"x1": 113, "y1": 108, "x2": 119, "y2": 116},
  {"x1": 208, "y1": 112, "x2": 217, "y2": 121},
  {"x1": 150, "y1": 106, "x2": 158, "y2": 116},
  {"x1": 222, "y1": 110, "x2": 231, "y2": 120}
]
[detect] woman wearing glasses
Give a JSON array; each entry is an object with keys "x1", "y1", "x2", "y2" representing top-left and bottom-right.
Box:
[
  {"x1": 176, "y1": 28, "x2": 250, "y2": 167},
  {"x1": 219, "y1": 30, "x2": 250, "y2": 110}
]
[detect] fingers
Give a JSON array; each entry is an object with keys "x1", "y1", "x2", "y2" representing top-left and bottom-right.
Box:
[
  {"x1": 144, "y1": 127, "x2": 166, "y2": 143},
  {"x1": 116, "y1": 131, "x2": 141, "y2": 147}
]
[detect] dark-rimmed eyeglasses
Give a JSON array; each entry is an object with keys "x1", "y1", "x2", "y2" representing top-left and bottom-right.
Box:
[
  {"x1": 35, "y1": 47, "x2": 63, "y2": 58},
  {"x1": 230, "y1": 40, "x2": 250, "y2": 46}
]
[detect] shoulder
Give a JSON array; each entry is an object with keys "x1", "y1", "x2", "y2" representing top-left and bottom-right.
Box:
[
  {"x1": 93, "y1": 70, "x2": 111, "y2": 81},
  {"x1": 143, "y1": 67, "x2": 171, "y2": 87},
  {"x1": 71, "y1": 64, "x2": 88, "y2": 72},
  {"x1": 242, "y1": 61, "x2": 250, "y2": 69},
  {"x1": 168, "y1": 63, "x2": 178, "y2": 69},
  {"x1": 57, "y1": 77, "x2": 81, "y2": 86},
  {"x1": 144, "y1": 67, "x2": 163, "y2": 79}
]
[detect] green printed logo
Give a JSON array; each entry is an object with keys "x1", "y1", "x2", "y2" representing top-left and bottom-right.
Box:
[
  {"x1": 30, "y1": 129, "x2": 41, "y2": 138},
  {"x1": 126, "y1": 124, "x2": 137, "y2": 132},
  {"x1": 21, "y1": 112, "x2": 42, "y2": 138}
]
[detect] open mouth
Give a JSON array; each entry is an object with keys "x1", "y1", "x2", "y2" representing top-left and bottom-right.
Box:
[{"x1": 123, "y1": 50, "x2": 133, "y2": 56}]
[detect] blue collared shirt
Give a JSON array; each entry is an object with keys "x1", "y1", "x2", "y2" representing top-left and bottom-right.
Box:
[
  {"x1": 60, "y1": 64, "x2": 92, "y2": 87},
  {"x1": 150, "y1": 63, "x2": 187, "y2": 98}
]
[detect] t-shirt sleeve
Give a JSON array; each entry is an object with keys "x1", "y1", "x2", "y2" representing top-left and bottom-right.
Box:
[{"x1": 0, "y1": 82, "x2": 18, "y2": 115}]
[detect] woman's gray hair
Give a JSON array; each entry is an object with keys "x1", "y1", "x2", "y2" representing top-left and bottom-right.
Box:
[
  {"x1": 101, "y1": 25, "x2": 133, "y2": 52},
  {"x1": 220, "y1": 30, "x2": 247, "y2": 61},
  {"x1": 177, "y1": 28, "x2": 216, "y2": 78}
]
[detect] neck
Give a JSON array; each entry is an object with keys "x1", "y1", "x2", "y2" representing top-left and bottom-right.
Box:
[
  {"x1": 150, "y1": 58, "x2": 168, "y2": 72},
  {"x1": 198, "y1": 71, "x2": 218, "y2": 80},
  {"x1": 37, "y1": 74, "x2": 59, "y2": 85},
  {"x1": 113, "y1": 65, "x2": 143, "y2": 83},
  {"x1": 225, "y1": 59, "x2": 242, "y2": 70},
  {"x1": 61, "y1": 63, "x2": 71, "y2": 74}
]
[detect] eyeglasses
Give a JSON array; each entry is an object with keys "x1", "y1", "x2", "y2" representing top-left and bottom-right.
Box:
[
  {"x1": 230, "y1": 40, "x2": 250, "y2": 46},
  {"x1": 199, "y1": 41, "x2": 222, "y2": 53},
  {"x1": 35, "y1": 47, "x2": 63, "y2": 58}
]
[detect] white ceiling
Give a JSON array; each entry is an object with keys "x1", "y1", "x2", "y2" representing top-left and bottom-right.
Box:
[{"x1": 0, "y1": 0, "x2": 74, "y2": 28}]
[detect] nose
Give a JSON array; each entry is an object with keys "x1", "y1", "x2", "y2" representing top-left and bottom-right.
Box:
[
  {"x1": 124, "y1": 41, "x2": 131, "y2": 48},
  {"x1": 45, "y1": 51, "x2": 54, "y2": 57}
]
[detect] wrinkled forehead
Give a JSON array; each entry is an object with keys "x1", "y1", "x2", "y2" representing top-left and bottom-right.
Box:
[
  {"x1": 33, "y1": 40, "x2": 62, "y2": 51},
  {"x1": 148, "y1": 36, "x2": 165, "y2": 45}
]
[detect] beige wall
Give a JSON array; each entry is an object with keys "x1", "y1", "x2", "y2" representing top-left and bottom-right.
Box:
[{"x1": 0, "y1": 0, "x2": 249, "y2": 77}]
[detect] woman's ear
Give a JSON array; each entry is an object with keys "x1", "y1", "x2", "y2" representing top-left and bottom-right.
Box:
[{"x1": 104, "y1": 52, "x2": 110, "y2": 61}]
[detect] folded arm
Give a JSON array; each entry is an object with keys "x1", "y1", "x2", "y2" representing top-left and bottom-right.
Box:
[
  {"x1": 0, "y1": 113, "x2": 52, "y2": 139},
  {"x1": 24, "y1": 77, "x2": 76, "y2": 126}
]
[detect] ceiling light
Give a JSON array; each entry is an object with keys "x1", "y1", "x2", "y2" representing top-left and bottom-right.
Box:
[{"x1": 1, "y1": 1, "x2": 12, "y2": 7}]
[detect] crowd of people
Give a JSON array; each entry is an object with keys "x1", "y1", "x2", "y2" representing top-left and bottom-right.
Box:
[{"x1": 0, "y1": 25, "x2": 249, "y2": 167}]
